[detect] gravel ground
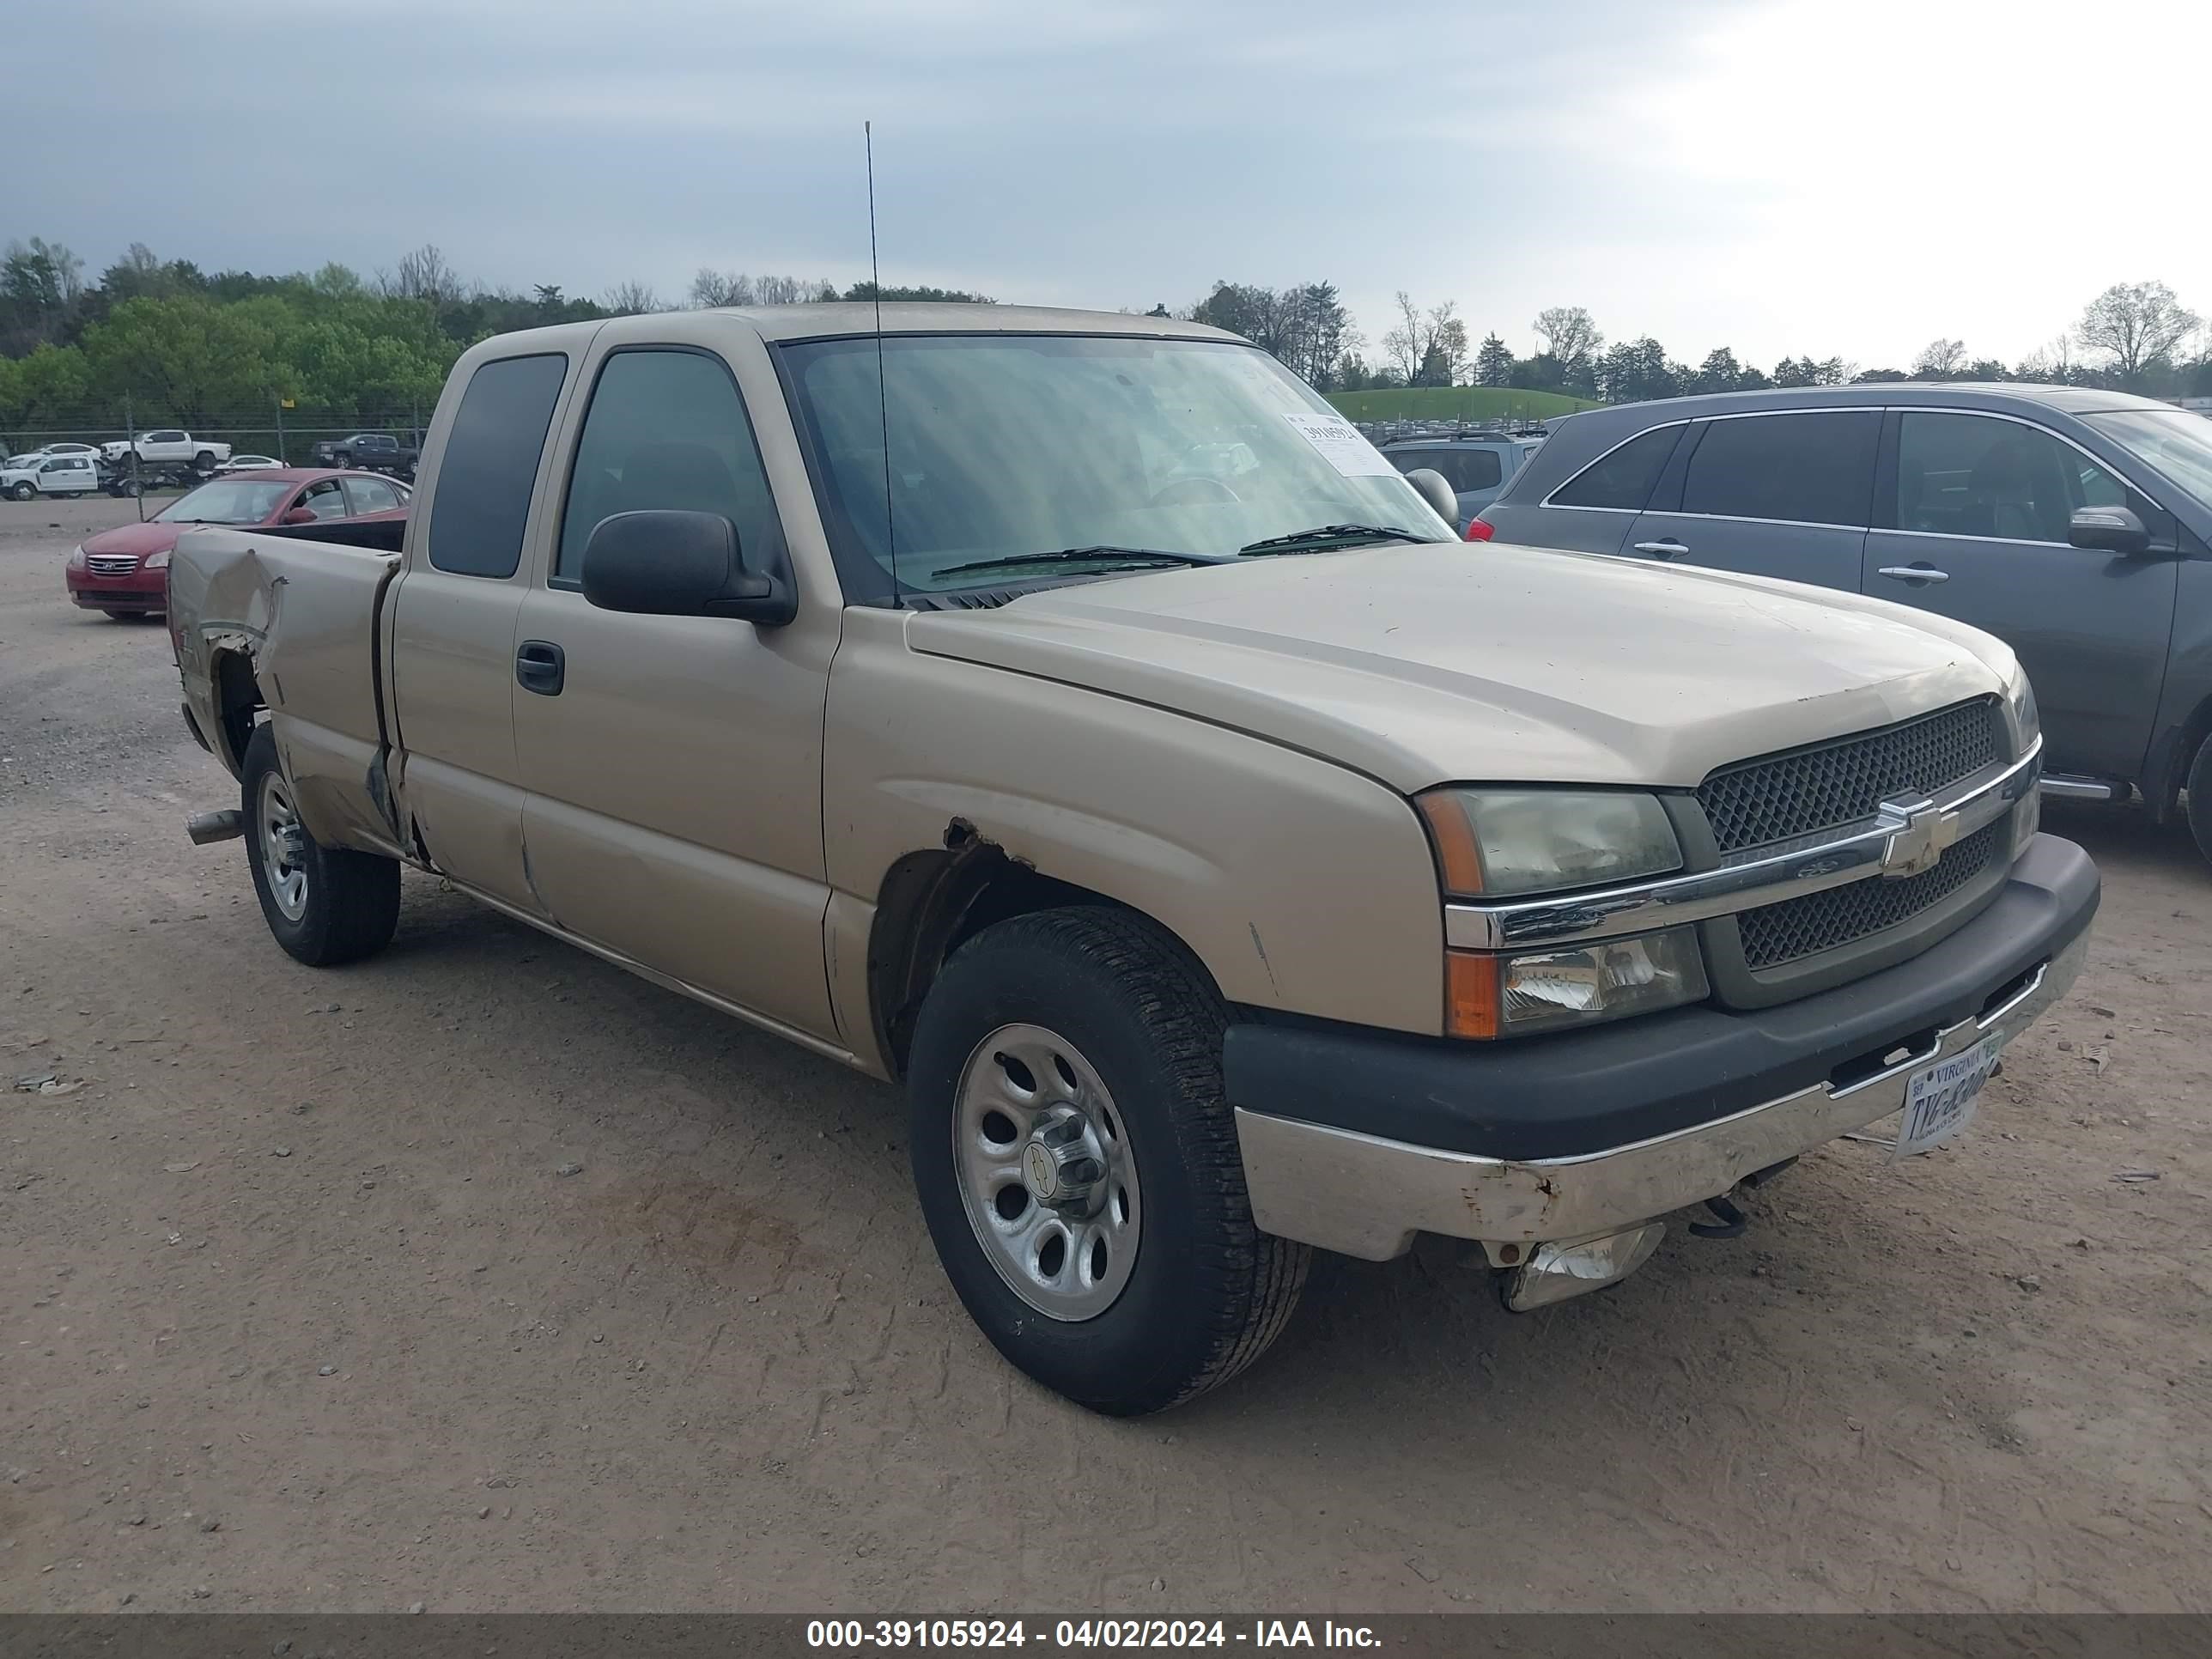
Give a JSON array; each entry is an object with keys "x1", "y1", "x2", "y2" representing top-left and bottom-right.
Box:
[{"x1": 3, "y1": 496, "x2": 2207, "y2": 1613}]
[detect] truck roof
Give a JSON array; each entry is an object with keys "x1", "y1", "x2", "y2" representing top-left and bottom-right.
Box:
[{"x1": 471, "y1": 304, "x2": 1246, "y2": 356}]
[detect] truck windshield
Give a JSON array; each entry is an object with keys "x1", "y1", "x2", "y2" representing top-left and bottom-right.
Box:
[
  {"x1": 779, "y1": 333, "x2": 1453, "y2": 602},
  {"x1": 2081, "y1": 409, "x2": 2212, "y2": 505},
  {"x1": 155, "y1": 480, "x2": 292, "y2": 525}
]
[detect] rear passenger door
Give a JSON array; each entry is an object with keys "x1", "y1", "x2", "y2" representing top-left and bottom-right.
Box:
[
  {"x1": 507, "y1": 325, "x2": 838, "y2": 1042},
  {"x1": 386, "y1": 349, "x2": 577, "y2": 916},
  {"x1": 1621, "y1": 409, "x2": 1879, "y2": 591},
  {"x1": 1863, "y1": 409, "x2": 2179, "y2": 781}
]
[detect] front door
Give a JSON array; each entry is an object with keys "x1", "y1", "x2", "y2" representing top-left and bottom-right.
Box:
[
  {"x1": 1862, "y1": 409, "x2": 2179, "y2": 781},
  {"x1": 1620, "y1": 408, "x2": 1880, "y2": 592},
  {"x1": 509, "y1": 333, "x2": 837, "y2": 1042}
]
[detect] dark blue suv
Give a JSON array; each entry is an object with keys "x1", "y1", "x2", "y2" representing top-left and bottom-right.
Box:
[{"x1": 1478, "y1": 385, "x2": 2212, "y2": 860}]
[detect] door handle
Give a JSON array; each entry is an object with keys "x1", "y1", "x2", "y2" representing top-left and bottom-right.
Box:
[
  {"x1": 1632, "y1": 539, "x2": 1689, "y2": 559},
  {"x1": 1876, "y1": 564, "x2": 1950, "y2": 585},
  {"x1": 515, "y1": 639, "x2": 565, "y2": 696}
]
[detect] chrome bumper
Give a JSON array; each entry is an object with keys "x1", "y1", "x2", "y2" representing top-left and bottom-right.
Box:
[{"x1": 1235, "y1": 929, "x2": 2086, "y2": 1261}]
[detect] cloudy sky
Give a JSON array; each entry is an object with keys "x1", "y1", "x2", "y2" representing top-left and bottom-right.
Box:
[{"x1": 16, "y1": 0, "x2": 2206, "y2": 369}]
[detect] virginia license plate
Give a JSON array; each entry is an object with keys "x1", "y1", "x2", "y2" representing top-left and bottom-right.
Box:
[{"x1": 1894, "y1": 1036, "x2": 2000, "y2": 1158}]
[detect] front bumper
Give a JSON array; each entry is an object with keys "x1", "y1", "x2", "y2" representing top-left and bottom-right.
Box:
[
  {"x1": 1228, "y1": 833, "x2": 2096, "y2": 1261},
  {"x1": 68, "y1": 569, "x2": 165, "y2": 611}
]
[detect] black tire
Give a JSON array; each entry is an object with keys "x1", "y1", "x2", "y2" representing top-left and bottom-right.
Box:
[
  {"x1": 240, "y1": 724, "x2": 400, "y2": 966},
  {"x1": 2186, "y1": 733, "x2": 2212, "y2": 867},
  {"x1": 5, "y1": 483, "x2": 31, "y2": 501},
  {"x1": 193, "y1": 451, "x2": 216, "y2": 474},
  {"x1": 908, "y1": 907, "x2": 1309, "y2": 1415}
]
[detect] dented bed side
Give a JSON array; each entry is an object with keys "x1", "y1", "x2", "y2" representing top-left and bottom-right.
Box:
[{"x1": 168, "y1": 527, "x2": 406, "y2": 858}]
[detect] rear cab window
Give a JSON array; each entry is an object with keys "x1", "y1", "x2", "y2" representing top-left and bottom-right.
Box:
[{"x1": 426, "y1": 353, "x2": 570, "y2": 578}]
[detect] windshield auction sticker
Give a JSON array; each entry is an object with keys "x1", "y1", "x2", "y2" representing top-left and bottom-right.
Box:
[{"x1": 1282, "y1": 411, "x2": 1396, "y2": 477}]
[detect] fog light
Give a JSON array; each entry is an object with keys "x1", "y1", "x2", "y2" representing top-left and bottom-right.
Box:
[{"x1": 1501, "y1": 1222, "x2": 1666, "y2": 1311}]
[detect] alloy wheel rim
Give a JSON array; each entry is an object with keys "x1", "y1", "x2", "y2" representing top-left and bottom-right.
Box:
[
  {"x1": 951, "y1": 1023, "x2": 1141, "y2": 1322},
  {"x1": 258, "y1": 771, "x2": 309, "y2": 921}
]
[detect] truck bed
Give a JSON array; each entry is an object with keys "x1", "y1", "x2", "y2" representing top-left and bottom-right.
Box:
[{"x1": 168, "y1": 525, "x2": 405, "y2": 858}]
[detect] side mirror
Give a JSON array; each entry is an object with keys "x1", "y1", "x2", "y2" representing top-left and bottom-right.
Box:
[
  {"x1": 580, "y1": 508, "x2": 796, "y2": 626},
  {"x1": 1402, "y1": 467, "x2": 1461, "y2": 527},
  {"x1": 2069, "y1": 504, "x2": 2151, "y2": 556},
  {"x1": 281, "y1": 507, "x2": 317, "y2": 525}
]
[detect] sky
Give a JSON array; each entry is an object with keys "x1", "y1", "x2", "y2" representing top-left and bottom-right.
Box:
[{"x1": 11, "y1": 0, "x2": 2206, "y2": 372}]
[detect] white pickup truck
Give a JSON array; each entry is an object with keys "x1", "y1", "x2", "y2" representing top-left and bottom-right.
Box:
[
  {"x1": 100, "y1": 428, "x2": 232, "y2": 476},
  {"x1": 164, "y1": 303, "x2": 2096, "y2": 1415}
]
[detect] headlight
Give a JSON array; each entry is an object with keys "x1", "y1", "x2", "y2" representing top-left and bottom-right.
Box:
[
  {"x1": 67, "y1": 544, "x2": 87, "y2": 569},
  {"x1": 145, "y1": 549, "x2": 170, "y2": 570},
  {"x1": 2008, "y1": 673, "x2": 2039, "y2": 753},
  {"x1": 1417, "y1": 788, "x2": 1683, "y2": 898},
  {"x1": 1447, "y1": 927, "x2": 1708, "y2": 1038}
]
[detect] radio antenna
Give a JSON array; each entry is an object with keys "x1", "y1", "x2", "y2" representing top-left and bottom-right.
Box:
[{"x1": 866, "y1": 121, "x2": 901, "y2": 608}]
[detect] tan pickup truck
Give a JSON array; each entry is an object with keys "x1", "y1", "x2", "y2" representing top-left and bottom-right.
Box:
[{"x1": 166, "y1": 304, "x2": 2097, "y2": 1415}]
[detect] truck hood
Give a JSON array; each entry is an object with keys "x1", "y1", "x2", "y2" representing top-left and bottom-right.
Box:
[{"x1": 902, "y1": 543, "x2": 2019, "y2": 791}]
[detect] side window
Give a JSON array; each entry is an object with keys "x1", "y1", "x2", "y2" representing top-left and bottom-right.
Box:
[
  {"x1": 1680, "y1": 411, "x2": 1879, "y2": 527},
  {"x1": 1550, "y1": 424, "x2": 1682, "y2": 509},
  {"x1": 342, "y1": 476, "x2": 401, "y2": 515},
  {"x1": 154, "y1": 430, "x2": 185, "y2": 444},
  {"x1": 555, "y1": 347, "x2": 784, "y2": 583},
  {"x1": 1894, "y1": 412, "x2": 2119, "y2": 544},
  {"x1": 1392, "y1": 448, "x2": 1503, "y2": 494},
  {"x1": 426, "y1": 353, "x2": 568, "y2": 579},
  {"x1": 301, "y1": 479, "x2": 349, "y2": 520}
]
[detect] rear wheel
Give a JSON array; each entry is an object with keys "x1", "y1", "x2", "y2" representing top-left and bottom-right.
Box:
[
  {"x1": 2185, "y1": 733, "x2": 2212, "y2": 867},
  {"x1": 240, "y1": 724, "x2": 400, "y2": 966},
  {"x1": 908, "y1": 907, "x2": 1309, "y2": 1415}
]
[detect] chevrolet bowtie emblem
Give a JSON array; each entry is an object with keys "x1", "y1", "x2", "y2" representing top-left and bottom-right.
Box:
[{"x1": 1879, "y1": 799, "x2": 1960, "y2": 878}]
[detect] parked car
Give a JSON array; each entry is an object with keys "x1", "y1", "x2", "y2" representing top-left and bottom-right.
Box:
[
  {"x1": 310, "y1": 432, "x2": 417, "y2": 477},
  {"x1": 216, "y1": 453, "x2": 284, "y2": 474},
  {"x1": 1474, "y1": 384, "x2": 2212, "y2": 861},
  {"x1": 66, "y1": 468, "x2": 407, "y2": 619},
  {"x1": 1379, "y1": 431, "x2": 1543, "y2": 531},
  {"x1": 99, "y1": 429, "x2": 232, "y2": 473},
  {"x1": 164, "y1": 306, "x2": 2091, "y2": 1415},
  {"x1": 3, "y1": 451, "x2": 100, "y2": 500}
]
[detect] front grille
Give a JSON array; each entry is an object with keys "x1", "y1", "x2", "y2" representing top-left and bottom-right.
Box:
[
  {"x1": 1698, "y1": 700, "x2": 2002, "y2": 855},
  {"x1": 1736, "y1": 821, "x2": 2001, "y2": 969},
  {"x1": 87, "y1": 556, "x2": 141, "y2": 577}
]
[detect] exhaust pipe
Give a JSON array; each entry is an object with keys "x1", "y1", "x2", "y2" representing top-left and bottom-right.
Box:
[{"x1": 186, "y1": 809, "x2": 243, "y2": 846}]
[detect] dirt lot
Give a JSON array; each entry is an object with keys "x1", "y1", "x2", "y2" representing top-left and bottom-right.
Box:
[{"x1": 2, "y1": 495, "x2": 2207, "y2": 1615}]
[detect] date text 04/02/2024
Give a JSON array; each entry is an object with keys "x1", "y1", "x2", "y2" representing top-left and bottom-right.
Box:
[{"x1": 805, "y1": 1620, "x2": 1382, "y2": 1649}]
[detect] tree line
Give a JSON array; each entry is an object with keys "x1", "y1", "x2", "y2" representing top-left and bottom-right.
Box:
[
  {"x1": 4, "y1": 231, "x2": 2206, "y2": 442},
  {"x1": 0, "y1": 238, "x2": 988, "y2": 438},
  {"x1": 1163, "y1": 281, "x2": 2209, "y2": 404}
]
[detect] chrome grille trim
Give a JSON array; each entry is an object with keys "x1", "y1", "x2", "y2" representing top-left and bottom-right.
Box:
[
  {"x1": 1736, "y1": 820, "x2": 2002, "y2": 969},
  {"x1": 1443, "y1": 737, "x2": 2039, "y2": 952},
  {"x1": 1699, "y1": 699, "x2": 2002, "y2": 854},
  {"x1": 86, "y1": 555, "x2": 141, "y2": 576}
]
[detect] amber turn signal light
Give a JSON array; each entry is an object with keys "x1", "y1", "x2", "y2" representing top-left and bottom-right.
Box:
[{"x1": 1444, "y1": 950, "x2": 1502, "y2": 1040}]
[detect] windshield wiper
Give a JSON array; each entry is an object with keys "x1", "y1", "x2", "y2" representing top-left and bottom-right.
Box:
[
  {"x1": 1238, "y1": 524, "x2": 1432, "y2": 555},
  {"x1": 930, "y1": 545, "x2": 1231, "y2": 579}
]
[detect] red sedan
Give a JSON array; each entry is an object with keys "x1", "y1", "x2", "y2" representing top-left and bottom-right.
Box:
[{"x1": 64, "y1": 469, "x2": 410, "y2": 619}]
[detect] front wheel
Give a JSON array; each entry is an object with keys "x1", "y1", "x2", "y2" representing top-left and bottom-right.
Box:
[
  {"x1": 4, "y1": 482, "x2": 31, "y2": 501},
  {"x1": 240, "y1": 724, "x2": 400, "y2": 966},
  {"x1": 908, "y1": 908, "x2": 1309, "y2": 1415},
  {"x1": 2186, "y1": 734, "x2": 2212, "y2": 867}
]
